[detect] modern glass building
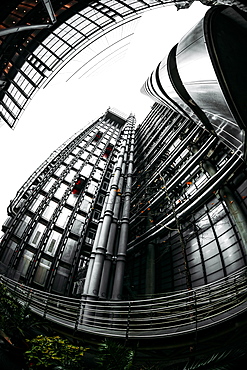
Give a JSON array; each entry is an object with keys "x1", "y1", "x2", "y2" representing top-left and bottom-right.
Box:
[
  {"x1": 1, "y1": 108, "x2": 135, "y2": 299},
  {"x1": 0, "y1": 0, "x2": 189, "y2": 129},
  {"x1": 1, "y1": 1, "x2": 246, "y2": 129},
  {"x1": 136, "y1": 4, "x2": 247, "y2": 296},
  {"x1": 141, "y1": 5, "x2": 247, "y2": 160},
  {"x1": 1, "y1": 100, "x2": 247, "y2": 339},
  {"x1": 1, "y1": 1, "x2": 247, "y2": 366}
]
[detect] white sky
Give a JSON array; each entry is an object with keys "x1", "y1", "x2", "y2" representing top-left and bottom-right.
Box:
[{"x1": 0, "y1": 2, "x2": 207, "y2": 232}]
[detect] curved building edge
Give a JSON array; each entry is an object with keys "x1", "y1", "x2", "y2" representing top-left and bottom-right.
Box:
[{"x1": 141, "y1": 5, "x2": 247, "y2": 159}]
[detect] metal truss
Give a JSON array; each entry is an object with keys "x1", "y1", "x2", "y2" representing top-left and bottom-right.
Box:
[
  {"x1": 0, "y1": 0, "x2": 181, "y2": 129},
  {"x1": 1, "y1": 266, "x2": 247, "y2": 338}
]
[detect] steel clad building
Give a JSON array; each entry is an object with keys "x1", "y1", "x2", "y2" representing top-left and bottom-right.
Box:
[{"x1": 1, "y1": 0, "x2": 247, "y2": 366}]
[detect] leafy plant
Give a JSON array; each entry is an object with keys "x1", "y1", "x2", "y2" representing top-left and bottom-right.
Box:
[
  {"x1": 0, "y1": 283, "x2": 33, "y2": 345},
  {"x1": 183, "y1": 347, "x2": 247, "y2": 370},
  {"x1": 96, "y1": 338, "x2": 135, "y2": 370},
  {"x1": 25, "y1": 335, "x2": 88, "y2": 369}
]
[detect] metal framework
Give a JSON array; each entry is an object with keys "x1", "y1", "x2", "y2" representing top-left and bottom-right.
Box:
[
  {"x1": 0, "y1": 110, "x2": 133, "y2": 295},
  {"x1": 1, "y1": 102, "x2": 247, "y2": 338},
  {"x1": 125, "y1": 101, "x2": 247, "y2": 296},
  {"x1": 1, "y1": 266, "x2": 247, "y2": 339},
  {"x1": 0, "y1": 0, "x2": 184, "y2": 129},
  {"x1": 0, "y1": 2, "x2": 247, "y2": 342}
]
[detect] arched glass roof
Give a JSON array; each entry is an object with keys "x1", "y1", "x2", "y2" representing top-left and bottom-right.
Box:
[{"x1": 0, "y1": 0, "x2": 184, "y2": 129}]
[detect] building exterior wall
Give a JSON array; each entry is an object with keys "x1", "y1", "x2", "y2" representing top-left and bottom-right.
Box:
[
  {"x1": 0, "y1": 102, "x2": 247, "y2": 337},
  {"x1": 141, "y1": 5, "x2": 247, "y2": 159},
  {"x1": 0, "y1": 4, "x2": 247, "y2": 339},
  {"x1": 2, "y1": 101, "x2": 246, "y2": 301},
  {"x1": 125, "y1": 102, "x2": 247, "y2": 297},
  {"x1": 0, "y1": 109, "x2": 135, "y2": 297}
]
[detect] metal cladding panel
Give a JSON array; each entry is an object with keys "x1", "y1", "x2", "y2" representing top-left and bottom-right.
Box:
[
  {"x1": 142, "y1": 72, "x2": 165, "y2": 106},
  {"x1": 167, "y1": 45, "x2": 214, "y2": 133},
  {"x1": 176, "y1": 18, "x2": 235, "y2": 123},
  {"x1": 148, "y1": 71, "x2": 166, "y2": 104},
  {"x1": 203, "y1": 6, "x2": 247, "y2": 131},
  {"x1": 175, "y1": 7, "x2": 245, "y2": 154},
  {"x1": 158, "y1": 57, "x2": 193, "y2": 118}
]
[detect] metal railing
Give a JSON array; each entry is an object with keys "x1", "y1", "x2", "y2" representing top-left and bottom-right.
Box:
[{"x1": 1, "y1": 267, "x2": 247, "y2": 339}]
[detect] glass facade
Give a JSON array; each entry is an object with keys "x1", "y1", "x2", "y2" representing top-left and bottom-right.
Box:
[
  {"x1": 1, "y1": 102, "x2": 246, "y2": 306},
  {"x1": 125, "y1": 102, "x2": 247, "y2": 297},
  {"x1": 0, "y1": 1, "x2": 247, "y2": 342},
  {"x1": 0, "y1": 0, "x2": 172, "y2": 128},
  {"x1": 0, "y1": 109, "x2": 135, "y2": 297}
]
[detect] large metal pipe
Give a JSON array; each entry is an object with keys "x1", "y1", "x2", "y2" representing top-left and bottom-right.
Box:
[
  {"x1": 0, "y1": 24, "x2": 51, "y2": 37},
  {"x1": 83, "y1": 198, "x2": 107, "y2": 295},
  {"x1": 85, "y1": 135, "x2": 128, "y2": 298},
  {"x1": 112, "y1": 125, "x2": 135, "y2": 299},
  {"x1": 145, "y1": 225, "x2": 156, "y2": 296},
  {"x1": 98, "y1": 171, "x2": 125, "y2": 298}
]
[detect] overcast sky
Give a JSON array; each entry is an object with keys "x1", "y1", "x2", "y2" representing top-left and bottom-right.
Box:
[{"x1": 0, "y1": 3, "x2": 207, "y2": 232}]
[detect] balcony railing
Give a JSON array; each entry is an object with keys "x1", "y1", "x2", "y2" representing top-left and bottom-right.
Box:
[{"x1": 1, "y1": 267, "x2": 247, "y2": 339}]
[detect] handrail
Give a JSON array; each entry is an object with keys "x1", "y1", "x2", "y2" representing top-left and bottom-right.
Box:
[{"x1": 1, "y1": 267, "x2": 247, "y2": 339}]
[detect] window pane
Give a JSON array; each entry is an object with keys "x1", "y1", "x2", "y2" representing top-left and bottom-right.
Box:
[
  {"x1": 33, "y1": 258, "x2": 51, "y2": 286},
  {"x1": 56, "y1": 208, "x2": 71, "y2": 228},
  {"x1": 61, "y1": 239, "x2": 77, "y2": 264},
  {"x1": 44, "y1": 231, "x2": 61, "y2": 255},
  {"x1": 18, "y1": 250, "x2": 34, "y2": 277},
  {"x1": 29, "y1": 224, "x2": 46, "y2": 246}
]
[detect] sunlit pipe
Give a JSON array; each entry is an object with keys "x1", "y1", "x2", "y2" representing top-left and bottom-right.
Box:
[
  {"x1": 85, "y1": 134, "x2": 128, "y2": 298},
  {"x1": 112, "y1": 126, "x2": 135, "y2": 299},
  {"x1": 0, "y1": 24, "x2": 51, "y2": 37},
  {"x1": 41, "y1": 0, "x2": 57, "y2": 24},
  {"x1": 98, "y1": 169, "x2": 124, "y2": 298}
]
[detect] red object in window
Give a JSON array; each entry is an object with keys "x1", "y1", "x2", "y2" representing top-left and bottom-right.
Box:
[
  {"x1": 94, "y1": 131, "x2": 103, "y2": 142},
  {"x1": 103, "y1": 144, "x2": 114, "y2": 158},
  {"x1": 72, "y1": 177, "x2": 85, "y2": 194}
]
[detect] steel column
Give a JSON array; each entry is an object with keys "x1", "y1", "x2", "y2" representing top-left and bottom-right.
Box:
[
  {"x1": 112, "y1": 122, "x2": 135, "y2": 299},
  {"x1": 85, "y1": 132, "x2": 128, "y2": 297}
]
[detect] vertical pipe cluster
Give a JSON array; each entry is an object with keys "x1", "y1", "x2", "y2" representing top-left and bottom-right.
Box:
[
  {"x1": 111, "y1": 122, "x2": 135, "y2": 300},
  {"x1": 83, "y1": 115, "x2": 135, "y2": 299}
]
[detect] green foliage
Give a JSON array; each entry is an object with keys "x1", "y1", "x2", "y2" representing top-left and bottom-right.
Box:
[
  {"x1": 183, "y1": 348, "x2": 247, "y2": 370},
  {"x1": 96, "y1": 338, "x2": 135, "y2": 370},
  {"x1": 25, "y1": 335, "x2": 89, "y2": 369},
  {"x1": 0, "y1": 283, "x2": 35, "y2": 344}
]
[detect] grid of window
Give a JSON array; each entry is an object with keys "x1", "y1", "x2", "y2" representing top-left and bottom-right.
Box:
[
  {"x1": 0, "y1": 114, "x2": 125, "y2": 292},
  {"x1": 0, "y1": 0, "x2": 170, "y2": 128},
  {"x1": 127, "y1": 191, "x2": 247, "y2": 295},
  {"x1": 126, "y1": 99, "x2": 247, "y2": 296}
]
